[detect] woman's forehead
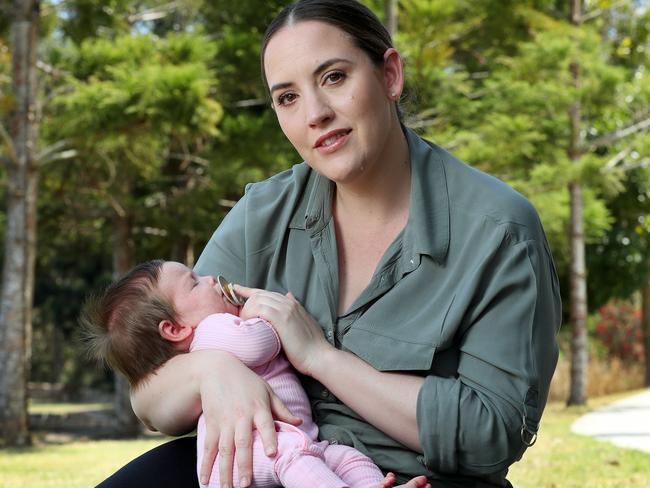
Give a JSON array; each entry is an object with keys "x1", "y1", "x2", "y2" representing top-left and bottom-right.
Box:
[{"x1": 263, "y1": 21, "x2": 360, "y2": 81}]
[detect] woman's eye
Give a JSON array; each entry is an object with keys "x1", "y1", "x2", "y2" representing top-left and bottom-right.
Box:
[
  {"x1": 324, "y1": 71, "x2": 345, "y2": 85},
  {"x1": 277, "y1": 92, "x2": 297, "y2": 106}
]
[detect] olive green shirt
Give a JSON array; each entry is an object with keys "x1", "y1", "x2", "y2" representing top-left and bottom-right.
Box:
[{"x1": 195, "y1": 129, "x2": 562, "y2": 487}]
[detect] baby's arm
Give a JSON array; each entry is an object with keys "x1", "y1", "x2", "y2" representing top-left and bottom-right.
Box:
[{"x1": 189, "y1": 314, "x2": 281, "y2": 368}]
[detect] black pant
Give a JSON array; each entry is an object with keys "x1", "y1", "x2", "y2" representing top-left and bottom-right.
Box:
[{"x1": 97, "y1": 436, "x2": 200, "y2": 487}]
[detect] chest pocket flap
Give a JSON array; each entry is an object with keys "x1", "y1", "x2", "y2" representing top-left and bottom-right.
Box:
[{"x1": 342, "y1": 327, "x2": 437, "y2": 371}]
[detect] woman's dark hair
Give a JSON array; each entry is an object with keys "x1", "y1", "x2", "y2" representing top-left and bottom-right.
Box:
[
  {"x1": 261, "y1": 0, "x2": 393, "y2": 76},
  {"x1": 261, "y1": 0, "x2": 403, "y2": 120}
]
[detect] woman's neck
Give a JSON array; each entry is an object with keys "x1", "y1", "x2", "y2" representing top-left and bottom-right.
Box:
[{"x1": 334, "y1": 124, "x2": 411, "y2": 223}]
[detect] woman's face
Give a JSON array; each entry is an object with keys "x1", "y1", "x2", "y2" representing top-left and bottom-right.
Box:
[{"x1": 263, "y1": 21, "x2": 402, "y2": 186}]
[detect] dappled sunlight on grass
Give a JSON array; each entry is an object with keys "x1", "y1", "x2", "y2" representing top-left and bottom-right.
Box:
[{"x1": 28, "y1": 400, "x2": 112, "y2": 415}]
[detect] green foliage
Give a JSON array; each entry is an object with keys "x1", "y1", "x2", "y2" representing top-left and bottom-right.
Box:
[
  {"x1": 57, "y1": 0, "x2": 136, "y2": 43},
  {"x1": 6, "y1": 0, "x2": 648, "y2": 390}
]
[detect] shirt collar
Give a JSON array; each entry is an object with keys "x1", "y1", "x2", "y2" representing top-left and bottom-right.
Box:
[
  {"x1": 288, "y1": 128, "x2": 450, "y2": 264},
  {"x1": 404, "y1": 128, "x2": 450, "y2": 264}
]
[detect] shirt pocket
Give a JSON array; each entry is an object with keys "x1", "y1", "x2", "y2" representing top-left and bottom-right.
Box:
[{"x1": 342, "y1": 327, "x2": 437, "y2": 371}]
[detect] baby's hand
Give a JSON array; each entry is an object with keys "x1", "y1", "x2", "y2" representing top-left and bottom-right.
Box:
[{"x1": 379, "y1": 472, "x2": 397, "y2": 488}]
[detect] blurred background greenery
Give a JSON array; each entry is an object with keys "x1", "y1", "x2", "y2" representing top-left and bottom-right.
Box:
[{"x1": 0, "y1": 0, "x2": 649, "y2": 459}]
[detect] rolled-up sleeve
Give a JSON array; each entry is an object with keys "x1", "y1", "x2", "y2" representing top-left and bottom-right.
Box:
[{"x1": 417, "y1": 235, "x2": 561, "y2": 475}]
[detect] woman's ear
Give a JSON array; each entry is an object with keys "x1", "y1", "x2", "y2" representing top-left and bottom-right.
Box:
[
  {"x1": 382, "y1": 47, "x2": 404, "y2": 101},
  {"x1": 159, "y1": 319, "x2": 193, "y2": 343}
]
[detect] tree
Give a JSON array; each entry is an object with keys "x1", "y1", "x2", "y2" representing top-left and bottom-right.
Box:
[
  {"x1": 395, "y1": 0, "x2": 650, "y2": 404},
  {"x1": 0, "y1": 0, "x2": 40, "y2": 447},
  {"x1": 587, "y1": 164, "x2": 650, "y2": 383},
  {"x1": 567, "y1": 0, "x2": 588, "y2": 406},
  {"x1": 46, "y1": 31, "x2": 222, "y2": 432}
]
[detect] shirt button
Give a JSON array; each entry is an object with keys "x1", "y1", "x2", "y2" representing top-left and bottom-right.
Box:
[
  {"x1": 321, "y1": 389, "x2": 329, "y2": 398},
  {"x1": 326, "y1": 330, "x2": 333, "y2": 339},
  {"x1": 329, "y1": 439, "x2": 338, "y2": 445}
]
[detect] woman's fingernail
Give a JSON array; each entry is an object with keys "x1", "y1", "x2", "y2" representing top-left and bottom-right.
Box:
[
  {"x1": 240, "y1": 477, "x2": 249, "y2": 487},
  {"x1": 265, "y1": 447, "x2": 276, "y2": 456}
]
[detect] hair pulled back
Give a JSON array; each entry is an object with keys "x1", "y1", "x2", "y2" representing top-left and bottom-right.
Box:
[{"x1": 261, "y1": 0, "x2": 394, "y2": 87}]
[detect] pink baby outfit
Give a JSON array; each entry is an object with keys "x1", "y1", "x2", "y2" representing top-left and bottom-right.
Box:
[{"x1": 190, "y1": 313, "x2": 385, "y2": 488}]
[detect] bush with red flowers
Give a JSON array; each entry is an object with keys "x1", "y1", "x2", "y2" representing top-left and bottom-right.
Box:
[{"x1": 594, "y1": 301, "x2": 644, "y2": 364}]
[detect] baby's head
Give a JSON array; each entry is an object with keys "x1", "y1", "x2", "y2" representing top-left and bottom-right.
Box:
[{"x1": 80, "y1": 260, "x2": 238, "y2": 386}]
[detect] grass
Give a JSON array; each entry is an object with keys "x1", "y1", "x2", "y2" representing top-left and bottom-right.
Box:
[
  {"x1": 28, "y1": 401, "x2": 111, "y2": 414},
  {"x1": 1, "y1": 392, "x2": 649, "y2": 487},
  {"x1": 508, "y1": 391, "x2": 650, "y2": 488},
  {"x1": 0, "y1": 436, "x2": 169, "y2": 488}
]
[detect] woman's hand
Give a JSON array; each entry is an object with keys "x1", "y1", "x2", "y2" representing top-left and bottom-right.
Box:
[
  {"x1": 234, "y1": 285, "x2": 332, "y2": 377},
  {"x1": 194, "y1": 351, "x2": 302, "y2": 487}
]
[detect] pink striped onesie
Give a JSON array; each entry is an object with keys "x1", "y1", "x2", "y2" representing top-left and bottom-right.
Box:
[{"x1": 190, "y1": 313, "x2": 386, "y2": 488}]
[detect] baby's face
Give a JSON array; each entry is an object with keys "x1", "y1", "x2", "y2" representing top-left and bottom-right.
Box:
[{"x1": 158, "y1": 262, "x2": 239, "y2": 327}]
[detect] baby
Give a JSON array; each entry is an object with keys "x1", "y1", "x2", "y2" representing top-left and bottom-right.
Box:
[{"x1": 81, "y1": 259, "x2": 429, "y2": 488}]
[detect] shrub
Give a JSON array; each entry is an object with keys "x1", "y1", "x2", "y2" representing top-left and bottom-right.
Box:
[{"x1": 594, "y1": 301, "x2": 644, "y2": 364}]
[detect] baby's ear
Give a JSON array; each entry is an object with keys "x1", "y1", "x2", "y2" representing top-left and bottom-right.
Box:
[{"x1": 159, "y1": 319, "x2": 193, "y2": 342}]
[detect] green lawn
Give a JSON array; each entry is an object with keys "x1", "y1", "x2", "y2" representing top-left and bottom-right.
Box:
[
  {"x1": 1, "y1": 392, "x2": 649, "y2": 487},
  {"x1": 0, "y1": 436, "x2": 169, "y2": 488},
  {"x1": 508, "y1": 391, "x2": 650, "y2": 488}
]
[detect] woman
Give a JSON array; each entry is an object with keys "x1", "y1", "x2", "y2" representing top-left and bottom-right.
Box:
[{"x1": 99, "y1": 1, "x2": 561, "y2": 487}]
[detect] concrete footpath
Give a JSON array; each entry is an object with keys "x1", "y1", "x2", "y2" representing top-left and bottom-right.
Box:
[{"x1": 571, "y1": 389, "x2": 650, "y2": 453}]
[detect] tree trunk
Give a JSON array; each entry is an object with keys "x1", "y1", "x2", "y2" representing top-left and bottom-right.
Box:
[
  {"x1": 642, "y1": 279, "x2": 650, "y2": 387},
  {"x1": 52, "y1": 326, "x2": 63, "y2": 384},
  {"x1": 111, "y1": 211, "x2": 142, "y2": 435},
  {"x1": 568, "y1": 182, "x2": 588, "y2": 405},
  {"x1": 567, "y1": 0, "x2": 588, "y2": 406},
  {"x1": 384, "y1": 0, "x2": 398, "y2": 38},
  {"x1": 0, "y1": 0, "x2": 40, "y2": 447}
]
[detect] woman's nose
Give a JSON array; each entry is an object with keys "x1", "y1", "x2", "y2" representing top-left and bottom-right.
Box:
[{"x1": 306, "y1": 93, "x2": 334, "y2": 128}]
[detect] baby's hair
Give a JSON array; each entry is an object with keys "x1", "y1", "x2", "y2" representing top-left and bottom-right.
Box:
[{"x1": 80, "y1": 259, "x2": 180, "y2": 387}]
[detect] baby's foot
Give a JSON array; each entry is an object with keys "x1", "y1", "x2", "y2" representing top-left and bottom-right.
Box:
[{"x1": 379, "y1": 473, "x2": 431, "y2": 488}]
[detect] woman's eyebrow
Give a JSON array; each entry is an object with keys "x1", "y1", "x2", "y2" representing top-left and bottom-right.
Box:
[
  {"x1": 312, "y1": 57, "x2": 352, "y2": 77},
  {"x1": 269, "y1": 57, "x2": 353, "y2": 94}
]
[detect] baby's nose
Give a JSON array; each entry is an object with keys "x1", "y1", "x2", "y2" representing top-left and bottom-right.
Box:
[{"x1": 206, "y1": 275, "x2": 217, "y2": 286}]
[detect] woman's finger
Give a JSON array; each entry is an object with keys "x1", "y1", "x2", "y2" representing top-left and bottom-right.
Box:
[
  {"x1": 234, "y1": 417, "x2": 254, "y2": 487},
  {"x1": 269, "y1": 390, "x2": 302, "y2": 426},
  {"x1": 199, "y1": 422, "x2": 220, "y2": 486},
  {"x1": 233, "y1": 284, "x2": 262, "y2": 298},
  {"x1": 253, "y1": 408, "x2": 278, "y2": 457},
  {"x1": 218, "y1": 428, "x2": 235, "y2": 488}
]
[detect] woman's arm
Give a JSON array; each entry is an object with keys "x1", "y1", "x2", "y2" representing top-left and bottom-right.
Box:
[
  {"x1": 130, "y1": 351, "x2": 203, "y2": 435},
  {"x1": 235, "y1": 287, "x2": 424, "y2": 451},
  {"x1": 130, "y1": 349, "x2": 301, "y2": 487},
  {"x1": 315, "y1": 346, "x2": 425, "y2": 451}
]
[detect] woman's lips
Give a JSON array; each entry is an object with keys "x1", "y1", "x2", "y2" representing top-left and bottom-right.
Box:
[{"x1": 315, "y1": 129, "x2": 352, "y2": 154}]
